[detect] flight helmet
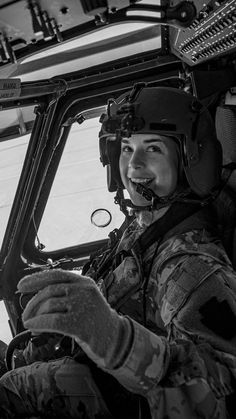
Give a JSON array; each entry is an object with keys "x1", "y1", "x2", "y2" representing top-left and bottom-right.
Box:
[{"x1": 99, "y1": 84, "x2": 222, "y2": 202}]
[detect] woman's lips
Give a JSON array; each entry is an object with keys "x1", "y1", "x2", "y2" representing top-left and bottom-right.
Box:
[{"x1": 129, "y1": 177, "x2": 153, "y2": 186}]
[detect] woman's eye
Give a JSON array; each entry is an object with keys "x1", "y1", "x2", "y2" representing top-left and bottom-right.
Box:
[
  {"x1": 147, "y1": 145, "x2": 162, "y2": 153},
  {"x1": 121, "y1": 145, "x2": 132, "y2": 153}
]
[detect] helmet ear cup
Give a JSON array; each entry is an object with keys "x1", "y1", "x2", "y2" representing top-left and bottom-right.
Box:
[
  {"x1": 106, "y1": 139, "x2": 123, "y2": 192},
  {"x1": 184, "y1": 110, "x2": 222, "y2": 197},
  {"x1": 185, "y1": 138, "x2": 222, "y2": 197}
]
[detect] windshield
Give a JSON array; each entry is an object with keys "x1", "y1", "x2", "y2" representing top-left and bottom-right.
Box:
[
  {"x1": 0, "y1": 135, "x2": 29, "y2": 248},
  {"x1": 0, "y1": 104, "x2": 37, "y2": 249},
  {"x1": 37, "y1": 116, "x2": 125, "y2": 251},
  {"x1": 0, "y1": 105, "x2": 38, "y2": 344}
]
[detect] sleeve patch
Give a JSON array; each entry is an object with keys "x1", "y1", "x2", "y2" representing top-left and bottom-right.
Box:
[{"x1": 199, "y1": 297, "x2": 236, "y2": 340}]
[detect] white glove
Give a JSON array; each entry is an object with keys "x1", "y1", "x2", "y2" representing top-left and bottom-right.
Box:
[{"x1": 17, "y1": 269, "x2": 132, "y2": 369}]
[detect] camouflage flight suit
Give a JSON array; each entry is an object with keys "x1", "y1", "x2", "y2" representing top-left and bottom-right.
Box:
[{"x1": 0, "y1": 207, "x2": 236, "y2": 419}]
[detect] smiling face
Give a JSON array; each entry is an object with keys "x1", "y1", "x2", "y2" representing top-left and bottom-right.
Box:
[{"x1": 119, "y1": 134, "x2": 179, "y2": 206}]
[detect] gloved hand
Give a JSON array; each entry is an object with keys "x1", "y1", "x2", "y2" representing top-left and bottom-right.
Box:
[{"x1": 17, "y1": 269, "x2": 133, "y2": 369}]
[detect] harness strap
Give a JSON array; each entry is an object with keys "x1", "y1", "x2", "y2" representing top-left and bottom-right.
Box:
[
  {"x1": 87, "y1": 202, "x2": 203, "y2": 283},
  {"x1": 221, "y1": 162, "x2": 236, "y2": 185},
  {"x1": 82, "y1": 215, "x2": 134, "y2": 278},
  {"x1": 132, "y1": 201, "x2": 202, "y2": 255},
  {"x1": 132, "y1": 162, "x2": 236, "y2": 258}
]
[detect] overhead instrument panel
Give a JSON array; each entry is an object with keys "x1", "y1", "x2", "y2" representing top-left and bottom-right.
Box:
[
  {"x1": 170, "y1": 0, "x2": 236, "y2": 65},
  {"x1": 0, "y1": 0, "x2": 92, "y2": 65}
]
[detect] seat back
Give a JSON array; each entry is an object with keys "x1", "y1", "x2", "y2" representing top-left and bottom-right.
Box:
[{"x1": 215, "y1": 101, "x2": 236, "y2": 269}]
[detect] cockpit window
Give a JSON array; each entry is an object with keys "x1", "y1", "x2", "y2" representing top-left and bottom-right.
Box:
[
  {"x1": 0, "y1": 105, "x2": 37, "y2": 250},
  {"x1": 0, "y1": 135, "x2": 30, "y2": 249},
  {"x1": 19, "y1": 22, "x2": 161, "y2": 81},
  {"x1": 37, "y1": 115, "x2": 125, "y2": 251},
  {"x1": 0, "y1": 106, "x2": 35, "y2": 140}
]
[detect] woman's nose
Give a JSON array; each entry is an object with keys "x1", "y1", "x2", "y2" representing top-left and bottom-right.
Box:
[{"x1": 128, "y1": 150, "x2": 145, "y2": 169}]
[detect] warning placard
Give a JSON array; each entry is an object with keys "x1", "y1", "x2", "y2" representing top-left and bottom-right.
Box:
[{"x1": 0, "y1": 79, "x2": 21, "y2": 100}]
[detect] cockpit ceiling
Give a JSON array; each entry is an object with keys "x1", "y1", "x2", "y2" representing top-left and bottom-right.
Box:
[{"x1": 0, "y1": 0, "x2": 236, "y2": 79}]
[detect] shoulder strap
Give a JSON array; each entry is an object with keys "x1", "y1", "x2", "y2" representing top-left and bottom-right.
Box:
[
  {"x1": 84, "y1": 202, "x2": 207, "y2": 279},
  {"x1": 213, "y1": 162, "x2": 236, "y2": 266},
  {"x1": 221, "y1": 162, "x2": 236, "y2": 185},
  {"x1": 82, "y1": 215, "x2": 134, "y2": 278},
  {"x1": 132, "y1": 202, "x2": 202, "y2": 255},
  {"x1": 133, "y1": 162, "x2": 236, "y2": 256}
]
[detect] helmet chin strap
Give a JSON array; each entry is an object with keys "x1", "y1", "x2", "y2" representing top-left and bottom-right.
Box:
[
  {"x1": 115, "y1": 182, "x2": 215, "y2": 216},
  {"x1": 132, "y1": 182, "x2": 172, "y2": 210},
  {"x1": 115, "y1": 183, "x2": 175, "y2": 215}
]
